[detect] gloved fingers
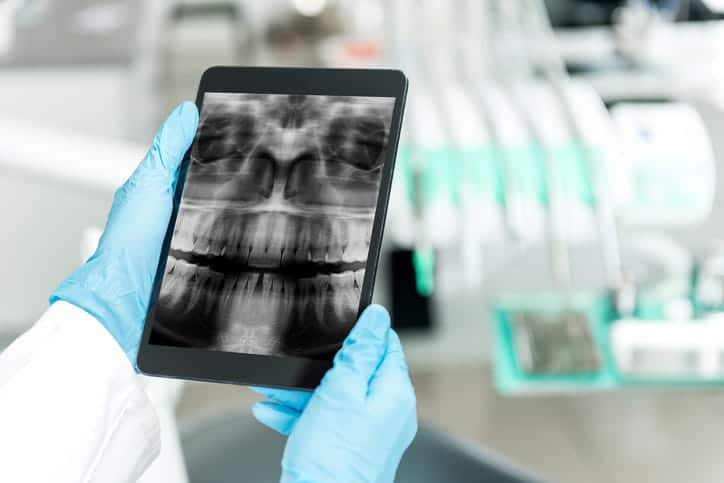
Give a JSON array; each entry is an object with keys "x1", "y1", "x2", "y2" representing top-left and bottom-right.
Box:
[
  {"x1": 374, "y1": 328, "x2": 409, "y2": 375},
  {"x1": 320, "y1": 304, "x2": 390, "y2": 400},
  {"x1": 250, "y1": 386, "x2": 312, "y2": 411},
  {"x1": 368, "y1": 329, "x2": 415, "y2": 405},
  {"x1": 252, "y1": 401, "x2": 301, "y2": 436},
  {"x1": 99, "y1": 102, "x2": 198, "y2": 251},
  {"x1": 133, "y1": 101, "x2": 199, "y2": 183}
]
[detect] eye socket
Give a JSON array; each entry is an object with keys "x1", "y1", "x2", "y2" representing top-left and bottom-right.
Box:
[
  {"x1": 230, "y1": 114, "x2": 258, "y2": 149},
  {"x1": 193, "y1": 113, "x2": 259, "y2": 164},
  {"x1": 201, "y1": 113, "x2": 232, "y2": 131},
  {"x1": 323, "y1": 115, "x2": 386, "y2": 170},
  {"x1": 193, "y1": 133, "x2": 229, "y2": 164},
  {"x1": 324, "y1": 117, "x2": 348, "y2": 147}
]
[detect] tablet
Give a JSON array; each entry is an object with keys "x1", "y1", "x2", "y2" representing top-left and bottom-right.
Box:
[{"x1": 138, "y1": 66, "x2": 407, "y2": 389}]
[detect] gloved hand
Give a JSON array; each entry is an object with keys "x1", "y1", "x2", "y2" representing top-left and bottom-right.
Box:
[
  {"x1": 252, "y1": 305, "x2": 418, "y2": 483},
  {"x1": 50, "y1": 102, "x2": 199, "y2": 364}
]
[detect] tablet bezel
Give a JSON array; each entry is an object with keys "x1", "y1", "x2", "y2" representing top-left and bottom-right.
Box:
[{"x1": 137, "y1": 66, "x2": 408, "y2": 390}]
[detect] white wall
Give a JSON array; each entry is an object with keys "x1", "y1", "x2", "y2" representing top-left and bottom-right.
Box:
[{"x1": 0, "y1": 68, "x2": 140, "y2": 331}]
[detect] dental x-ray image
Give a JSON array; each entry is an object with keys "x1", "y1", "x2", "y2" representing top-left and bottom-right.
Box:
[{"x1": 149, "y1": 92, "x2": 395, "y2": 359}]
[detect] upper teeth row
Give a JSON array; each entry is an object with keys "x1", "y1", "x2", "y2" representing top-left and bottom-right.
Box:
[{"x1": 172, "y1": 207, "x2": 372, "y2": 266}]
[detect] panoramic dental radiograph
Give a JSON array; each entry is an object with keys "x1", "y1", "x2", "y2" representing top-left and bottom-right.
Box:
[{"x1": 149, "y1": 93, "x2": 395, "y2": 359}]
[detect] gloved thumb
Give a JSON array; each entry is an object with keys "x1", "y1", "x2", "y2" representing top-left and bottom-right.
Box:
[
  {"x1": 320, "y1": 304, "x2": 390, "y2": 400},
  {"x1": 134, "y1": 101, "x2": 199, "y2": 182}
]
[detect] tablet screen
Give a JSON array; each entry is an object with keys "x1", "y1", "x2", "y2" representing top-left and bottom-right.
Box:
[{"x1": 148, "y1": 93, "x2": 396, "y2": 359}]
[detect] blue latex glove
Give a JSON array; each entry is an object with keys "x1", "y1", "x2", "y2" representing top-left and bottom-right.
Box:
[
  {"x1": 252, "y1": 305, "x2": 418, "y2": 483},
  {"x1": 50, "y1": 102, "x2": 199, "y2": 364}
]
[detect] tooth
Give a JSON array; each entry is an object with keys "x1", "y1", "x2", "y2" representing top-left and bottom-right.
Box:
[
  {"x1": 158, "y1": 259, "x2": 181, "y2": 308},
  {"x1": 256, "y1": 274, "x2": 282, "y2": 329},
  {"x1": 326, "y1": 219, "x2": 344, "y2": 263},
  {"x1": 294, "y1": 278, "x2": 317, "y2": 328},
  {"x1": 175, "y1": 207, "x2": 186, "y2": 227},
  {"x1": 235, "y1": 272, "x2": 261, "y2": 321},
  {"x1": 207, "y1": 269, "x2": 225, "y2": 309},
  {"x1": 170, "y1": 212, "x2": 185, "y2": 250},
  {"x1": 342, "y1": 220, "x2": 368, "y2": 263},
  {"x1": 312, "y1": 244, "x2": 326, "y2": 264},
  {"x1": 338, "y1": 219, "x2": 350, "y2": 251},
  {"x1": 244, "y1": 272, "x2": 261, "y2": 298},
  {"x1": 227, "y1": 214, "x2": 244, "y2": 258},
  {"x1": 160, "y1": 258, "x2": 194, "y2": 309},
  {"x1": 207, "y1": 212, "x2": 235, "y2": 259},
  {"x1": 194, "y1": 234, "x2": 209, "y2": 255},
  {"x1": 354, "y1": 269, "x2": 365, "y2": 290},
  {"x1": 207, "y1": 215, "x2": 226, "y2": 256},
  {"x1": 279, "y1": 247, "x2": 288, "y2": 266},
  {"x1": 342, "y1": 221, "x2": 364, "y2": 263},
  {"x1": 326, "y1": 272, "x2": 357, "y2": 324},
  {"x1": 311, "y1": 219, "x2": 331, "y2": 263},
  {"x1": 181, "y1": 227, "x2": 195, "y2": 252},
  {"x1": 313, "y1": 275, "x2": 330, "y2": 322},
  {"x1": 171, "y1": 207, "x2": 194, "y2": 252},
  {"x1": 280, "y1": 278, "x2": 296, "y2": 320},
  {"x1": 268, "y1": 213, "x2": 291, "y2": 266},
  {"x1": 280, "y1": 297, "x2": 305, "y2": 355},
  {"x1": 185, "y1": 266, "x2": 210, "y2": 312},
  {"x1": 295, "y1": 218, "x2": 313, "y2": 264},
  {"x1": 217, "y1": 275, "x2": 236, "y2": 318},
  {"x1": 191, "y1": 211, "x2": 216, "y2": 255},
  {"x1": 217, "y1": 274, "x2": 242, "y2": 330},
  {"x1": 224, "y1": 275, "x2": 246, "y2": 324},
  {"x1": 302, "y1": 294, "x2": 319, "y2": 332},
  {"x1": 239, "y1": 214, "x2": 258, "y2": 265},
  {"x1": 196, "y1": 269, "x2": 224, "y2": 323},
  {"x1": 261, "y1": 273, "x2": 274, "y2": 301},
  {"x1": 249, "y1": 215, "x2": 271, "y2": 266},
  {"x1": 165, "y1": 256, "x2": 177, "y2": 275},
  {"x1": 211, "y1": 239, "x2": 224, "y2": 257}
]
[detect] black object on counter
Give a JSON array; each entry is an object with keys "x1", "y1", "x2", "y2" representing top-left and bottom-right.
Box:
[{"x1": 389, "y1": 249, "x2": 434, "y2": 332}]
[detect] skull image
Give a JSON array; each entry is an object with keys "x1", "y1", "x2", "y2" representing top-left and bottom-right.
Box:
[{"x1": 149, "y1": 93, "x2": 395, "y2": 359}]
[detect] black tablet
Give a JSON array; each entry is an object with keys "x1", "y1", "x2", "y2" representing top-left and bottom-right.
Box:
[{"x1": 138, "y1": 66, "x2": 407, "y2": 389}]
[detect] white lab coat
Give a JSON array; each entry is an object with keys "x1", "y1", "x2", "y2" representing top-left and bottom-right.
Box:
[{"x1": 0, "y1": 301, "x2": 160, "y2": 482}]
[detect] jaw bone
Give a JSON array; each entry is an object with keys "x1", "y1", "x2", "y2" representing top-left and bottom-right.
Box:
[{"x1": 156, "y1": 256, "x2": 364, "y2": 356}]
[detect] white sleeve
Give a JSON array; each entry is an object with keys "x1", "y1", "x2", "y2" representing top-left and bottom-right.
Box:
[{"x1": 0, "y1": 301, "x2": 160, "y2": 483}]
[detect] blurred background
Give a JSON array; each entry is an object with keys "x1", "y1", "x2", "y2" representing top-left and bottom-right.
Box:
[{"x1": 3, "y1": 0, "x2": 724, "y2": 481}]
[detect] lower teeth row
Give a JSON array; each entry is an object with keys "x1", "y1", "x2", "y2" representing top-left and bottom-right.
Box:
[{"x1": 155, "y1": 257, "x2": 363, "y2": 355}]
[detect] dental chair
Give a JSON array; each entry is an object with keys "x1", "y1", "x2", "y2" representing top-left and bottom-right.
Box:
[{"x1": 181, "y1": 410, "x2": 544, "y2": 483}]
